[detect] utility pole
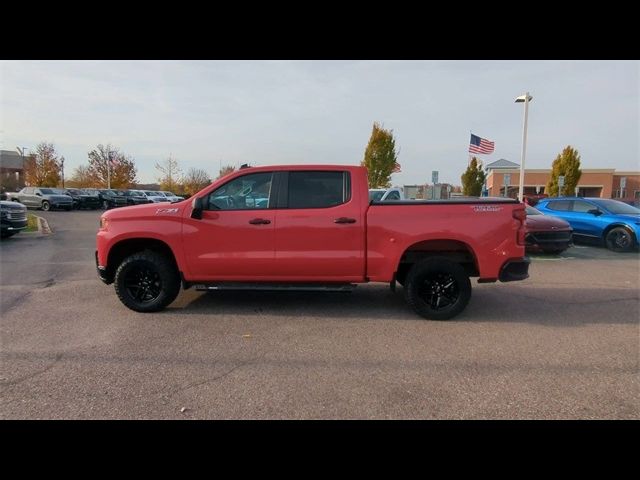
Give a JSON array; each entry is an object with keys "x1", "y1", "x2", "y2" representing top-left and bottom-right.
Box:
[{"x1": 107, "y1": 151, "x2": 111, "y2": 189}]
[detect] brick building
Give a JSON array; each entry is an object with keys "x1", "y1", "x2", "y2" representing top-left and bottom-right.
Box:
[
  {"x1": 484, "y1": 159, "x2": 640, "y2": 203},
  {"x1": 0, "y1": 150, "x2": 26, "y2": 192}
]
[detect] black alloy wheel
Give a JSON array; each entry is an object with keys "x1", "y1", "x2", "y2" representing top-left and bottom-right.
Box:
[
  {"x1": 404, "y1": 257, "x2": 472, "y2": 320},
  {"x1": 114, "y1": 250, "x2": 181, "y2": 312}
]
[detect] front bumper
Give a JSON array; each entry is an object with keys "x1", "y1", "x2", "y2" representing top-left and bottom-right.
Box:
[
  {"x1": 499, "y1": 257, "x2": 530, "y2": 282},
  {"x1": 1, "y1": 218, "x2": 28, "y2": 232},
  {"x1": 95, "y1": 250, "x2": 112, "y2": 284}
]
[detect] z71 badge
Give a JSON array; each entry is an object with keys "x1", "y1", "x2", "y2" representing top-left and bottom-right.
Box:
[
  {"x1": 156, "y1": 208, "x2": 179, "y2": 214},
  {"x1": 473, "y1": 205, "x2": 503, "y2": 212}
]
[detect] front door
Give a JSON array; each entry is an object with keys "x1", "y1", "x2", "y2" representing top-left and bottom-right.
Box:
[{"x1": 182, "y1": 171, "x2": 277, "y2": 281}]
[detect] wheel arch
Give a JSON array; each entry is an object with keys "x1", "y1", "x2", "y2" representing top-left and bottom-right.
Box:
[
  {"x1": 602, "y1": 223, "x2": 638, "y2": 247},
  {"x1": 104, "y1": 238, "x2": 180, "y2": 284},
  {"x1": 395, "y1": 239, "x2": 479, "y2": 285}
]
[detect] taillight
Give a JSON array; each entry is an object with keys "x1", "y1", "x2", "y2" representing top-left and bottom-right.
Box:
[
  {"x1": 513, "y1": 205, "x2": 526, "y2": 246},
  {"x1": 512, "y1": 206, "x2": 526, "y2": 221}
]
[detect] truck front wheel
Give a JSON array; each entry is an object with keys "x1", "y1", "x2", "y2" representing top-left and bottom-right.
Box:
[
  {"x1": 404, "y1": 257, "x2": 471, "y2": 320},
  {"x1": 114, "y1": 250, "x2": 180, "y2": 312}
]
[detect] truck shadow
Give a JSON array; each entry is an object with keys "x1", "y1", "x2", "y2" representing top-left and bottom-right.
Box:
[{"x1": 165, "y1": 284, "x2": 639, "y2": 326}]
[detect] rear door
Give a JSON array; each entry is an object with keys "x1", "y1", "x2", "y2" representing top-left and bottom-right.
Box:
[
  {"x1": 273, "y1": 170, "x2": 365, "y2": 281},
  {"x1": 182, "y1": 171, "x2": 277, "y2": 280}
]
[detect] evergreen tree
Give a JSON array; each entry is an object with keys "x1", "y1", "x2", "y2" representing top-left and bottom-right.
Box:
[
  {"x1": 361, "y1": 122, "x2": 399, "y2": 188},
  {"x1": 460, "y1": 157, "x2": 486, "y2": 196},
  {"x1": 546, "y1": 146, "x2": 582, "y2": 196}
]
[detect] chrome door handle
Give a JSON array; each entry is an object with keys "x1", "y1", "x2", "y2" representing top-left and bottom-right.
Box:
[{"x1": 334, "y1": 217, "x2": 356, "y2": 224}]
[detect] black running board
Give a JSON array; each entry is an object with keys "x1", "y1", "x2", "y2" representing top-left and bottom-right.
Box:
[{"x1": 194, "y1": 282, "x2": 357, "y2": 292}]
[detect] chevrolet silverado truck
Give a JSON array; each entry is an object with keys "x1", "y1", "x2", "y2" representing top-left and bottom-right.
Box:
[
  {"x1": 96, "y1": 165, "x2": 529, "y2": 320},
  {"x1": 7, "y1": 187, "x2": 73, "y2": 211}
]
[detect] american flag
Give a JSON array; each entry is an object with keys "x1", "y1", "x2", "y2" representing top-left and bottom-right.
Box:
[
  {"x1": 109, "y1": 154, "x2": 119, "y2": 167},
  {"x1": 469, "y1": 134, "x2": 495, "y2": 155},
  {"x1": 392, "y1": 162, "x2": 401, "y2": 173}
]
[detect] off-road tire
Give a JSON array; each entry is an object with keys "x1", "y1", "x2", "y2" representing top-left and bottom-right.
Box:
[
  {"x1": 404, "y1": 257, "x2": 471, "y2": 320},
  {"x1": 114, "y1": 250, "x2": 181, "y2": 312}
]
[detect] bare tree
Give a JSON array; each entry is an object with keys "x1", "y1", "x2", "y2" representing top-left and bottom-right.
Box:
[
  {"x1": 218, "y1": 164, "x2": 236, "y2": 179},
  {"x1": 156, "y1": 155, "x2": 182, "y2": 192},
  {"x1": 183, "y1": 168, "x2": 212, "y2": 196},
  {"x1": 67, "y1": 165, "x2": 95, "y2": 188}
]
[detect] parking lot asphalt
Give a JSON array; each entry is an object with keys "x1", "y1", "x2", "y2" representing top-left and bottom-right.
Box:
[{"x1": 1, "y1": 209, "x2": 638, "y2": 419}]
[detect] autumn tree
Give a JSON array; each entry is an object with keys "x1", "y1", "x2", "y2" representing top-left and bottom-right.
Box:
[
  {"x1": 546, "y1": 145, "x2": 582, "y2": 196},
  {"x1": 218, "y1": 164, "x2": 236, "y2": 179},
  {"x1": 23, "y1": 142, "x2": 62, "y2": 187},
  {"x1": 461, "y1": 157, "x2": 486, "y2": 196},
  {"x1": 66, "y1": 165, "x2": 95, "y2": 188},
  {"x1": 182, "y1": 168, "x2": 212, "y2": 196},
  {"x1": 361, "y1": 122, "x2": 399, "y2": 188},
  {"x1": 86, "y1": 144, "x2": 137, "y2": 189},
  {"x1": 156, "y1": 155, "x2": 182, "y2": 192}
]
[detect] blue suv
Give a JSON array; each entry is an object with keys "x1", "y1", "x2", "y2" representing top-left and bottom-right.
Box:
[{"x1": 535, "y1": 197, "x2": 640, "y2": 252}]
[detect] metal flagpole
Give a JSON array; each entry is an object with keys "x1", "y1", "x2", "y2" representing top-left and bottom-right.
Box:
[{"x1": 107, "y1": 151, "x2": 111, "y2": 189}]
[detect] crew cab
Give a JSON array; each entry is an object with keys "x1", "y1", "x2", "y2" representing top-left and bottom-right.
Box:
[
  {"x1": 96, "y1": 165, "x2": 529, "y2": 320},
  {"x1": 7, "y1": 187, "x2": 73, "y2": 211}
]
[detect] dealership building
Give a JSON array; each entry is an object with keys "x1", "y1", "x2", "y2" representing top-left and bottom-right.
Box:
[{"x1": 484, "y1": 159, "x2": 639, "y2": 203}]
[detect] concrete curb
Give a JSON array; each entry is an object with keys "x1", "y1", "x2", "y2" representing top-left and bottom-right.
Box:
[{"x1": 35, "y1": 215, "x2": 52, "y2": 235}]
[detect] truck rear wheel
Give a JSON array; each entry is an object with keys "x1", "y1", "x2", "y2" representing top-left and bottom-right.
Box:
[
  {"x1": 404, "y1": 257, "x2": 471, "y2": 320},
  {"x1": 114, "y1": 250, "x2": 180, "y2": 312}
]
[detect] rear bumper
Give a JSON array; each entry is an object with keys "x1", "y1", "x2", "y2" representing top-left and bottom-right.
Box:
[{"x1": 499, "y1": 257, "x2": 530, "y2": 282}]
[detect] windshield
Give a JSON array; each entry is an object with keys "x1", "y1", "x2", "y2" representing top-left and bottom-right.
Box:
[
  {"x1": 162, "y1": 191, "x2": 174, "y2": 196},
  {"x1": 369, "y1": 191, "x2": 385, "y2": 202},
  {"x1": 39, "y1": 188, "x2": 55, "y2": 194},
  {"x1": 591, "y1": 199, "x2": 640, "y2": 215},
  {"x1": 525, "y1": 206, "x2": 542, "y2": 215},
  {"x1": 154, "y1": 191, "x2": 165, "y2": 196}
]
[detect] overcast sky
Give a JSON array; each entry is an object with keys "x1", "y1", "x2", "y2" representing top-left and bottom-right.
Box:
[{"x1": 1, "y1": 60, "x2": 638, "y2": 185}]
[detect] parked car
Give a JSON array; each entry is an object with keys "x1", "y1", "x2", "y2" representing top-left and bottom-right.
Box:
[
  {"x1": 535, "y1": 197, "x2": 640, "y2": 252},
  {"x1": 96, "y1": 165, "x2": 529, "y2": 319},
  {"x1": 120, "y1": 190, "x2": 152, "y2": 206},
  {"x1": 64, "y1": 188, "x2": 102, "y2": 210},
  {"x1": 1, "y1": 200, "x2": 28, "y2": 238},
  {"x1": 160, "y1": 191, "x2": 185, "y2": 202},
  {"x1": 88, "y1": 189, "x2": 128, "y2": 210},
  {"x1": 368, "y1": 187, "x2": 404, "y2": 202},
  {"x1": 6, "y1": 187, "x2": 73, "y2": 211},
  {"x1": 524, "y1": 206, "x2": 573, "y2": 254},
  {"x1": 142, "y1": 190, "x2": 170, "y2": 203}
]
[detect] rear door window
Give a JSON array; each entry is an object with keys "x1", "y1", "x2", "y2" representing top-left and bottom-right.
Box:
[
  {"x1": 288, "y1": 171, "x2": 349, "y2": 209},
  {"x1": 545, "y1": 200, "x2": 572, "y2": 211},
  {"x1": 572, "y1": 200, "x2": 595, "y2": 213}
]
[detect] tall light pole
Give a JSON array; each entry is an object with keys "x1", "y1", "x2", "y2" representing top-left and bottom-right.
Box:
[
  {"x1": 61, "y1": 156, "x2": 65, "y2": 188},
  {"x1": 16, "y1": 147, "x2": 28, "y2": 188},
  {"x1": 515, "y1": 92, "x2": 532, "y2": 202}
]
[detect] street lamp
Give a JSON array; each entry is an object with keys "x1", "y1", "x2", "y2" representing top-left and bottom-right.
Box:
[
  {"x1": 16, "y1": 147, "x2": 28, "y2": 189},
  {"x1": 515, "y1": 93, "x2": 533, "y2": 202}
]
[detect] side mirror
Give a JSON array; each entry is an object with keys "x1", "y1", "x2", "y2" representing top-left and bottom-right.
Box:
[
  {"x1": 35, "y1": 192, "x2": 42, "y2": 196},
  {"x1": 587, "y1": 208, "x2": 602, "y2": 216},
  {"x1": 191, "y1": 196, "x2": 204, "y2": 219}
]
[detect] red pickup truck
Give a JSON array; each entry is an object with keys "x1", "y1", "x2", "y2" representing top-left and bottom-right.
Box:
[{"x1": 96, "y1": 165, "x2": 529, "y2": 320}]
